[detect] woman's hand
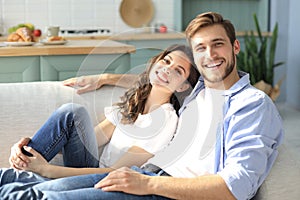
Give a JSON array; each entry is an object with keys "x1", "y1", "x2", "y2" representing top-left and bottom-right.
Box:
[
  {"x1": 19, "y1": 146, "x2": 50, "y2": 176},
  {"x1": 94, "y1": 167, "x2": 151, "y2": 195},
  {"x1": 9, "y1": 137, "x2": 31, "y2": 169},
  {"x1": 63, "y1": 74, "x2": 105, "y2": 94}
]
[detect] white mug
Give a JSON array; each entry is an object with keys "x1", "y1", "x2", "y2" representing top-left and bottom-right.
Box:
[{"x1": 46, "y1": 26, "x2": 60, "y2": 37}]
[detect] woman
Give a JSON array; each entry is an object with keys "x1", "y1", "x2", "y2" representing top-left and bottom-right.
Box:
[{"x1": 7, "y1": 44, "x2": 200, "y2": 180}]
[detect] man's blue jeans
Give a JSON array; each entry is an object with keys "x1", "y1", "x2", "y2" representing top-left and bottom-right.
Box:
[
  {"x1": 26, "y1": 103, "x2": 99, "y2": 167},
  {"x1": 0, "y1": 167, "x2": 171, "y2": 200}
]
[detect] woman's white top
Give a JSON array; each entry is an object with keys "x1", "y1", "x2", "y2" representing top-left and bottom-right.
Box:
[{"x1": 99, "y1": 103, "x2": 178, "y2": 168}]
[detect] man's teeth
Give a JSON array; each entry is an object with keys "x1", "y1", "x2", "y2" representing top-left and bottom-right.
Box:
[{"x1": 207, "y1": 61, "x2": 222, "y2": 68}]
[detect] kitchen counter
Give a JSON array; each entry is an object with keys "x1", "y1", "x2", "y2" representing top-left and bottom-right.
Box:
[
  {"x1": 0, "y1": 32, "x2": 186, "y2": 42},
  {"x1": 0, "y1": 40, "x2": 136, "y2": 82},
  {"x1": 0, "y1": 40, "x2": 136, "y2": 57}
]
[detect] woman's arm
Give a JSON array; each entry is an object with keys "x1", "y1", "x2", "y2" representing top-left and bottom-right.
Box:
[
  {"x1": 63, "y1": 73, "x2": 138, "y2": 94},
  {"x1": 45, "y1": 145, "x2": 153, "y2": 179},
  {"x1": 94, "y1": 118, "x2": 116, "y2": 147},
  {"x1": 111, "y1": 146, "x2": 153, "y2": 169},
  {"x1": 21, "y1": 145, "x2": 153, "y2": 179},
  {"x1": 17, "y1": 119, "x2": 116, "y2": 179},
  {"x1": 21, "y1": 146, "x2": 114, "y2": 178}
]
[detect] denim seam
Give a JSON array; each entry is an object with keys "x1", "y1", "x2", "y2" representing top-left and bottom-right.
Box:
[{"x1": 42, "y1": 128, "x2": 68, "y2": 159}]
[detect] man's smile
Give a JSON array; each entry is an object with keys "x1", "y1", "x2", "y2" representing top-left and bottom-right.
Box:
[{"x1": 204, "y1": 60, "x2": 223, "y2": 69}]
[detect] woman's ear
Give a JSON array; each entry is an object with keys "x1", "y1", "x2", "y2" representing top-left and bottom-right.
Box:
[{"x1": 176, "y1": 82, "x2": 190, "y2": 92}]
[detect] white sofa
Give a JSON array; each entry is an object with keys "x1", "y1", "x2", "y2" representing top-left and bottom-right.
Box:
[
  {"x1": 0, "y1": 81, "x2": 125, "y2": 168},
  {"x1": 0, "y1": 81, "x2": 299, "y2": 199}
]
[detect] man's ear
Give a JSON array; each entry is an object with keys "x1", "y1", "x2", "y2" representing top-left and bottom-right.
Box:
[
  {"x1": 234, "y1": 39, "x2": 240, "y2": 55},
  {"x1": 176, "y1": 82, "x2": 190, "y2": 92}
]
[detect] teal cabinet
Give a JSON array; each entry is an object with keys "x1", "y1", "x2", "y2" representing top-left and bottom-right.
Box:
[
  {"x1": 0, "y1": 56, "x2": 40, "y2": 82},
  {"x1": 0, "y1": 40, "x2": 134, "y2": 83},
  {"x1": 0, "y1": 53, "x2": 131, "y2": 83},
  {"x1": 40, "y1": 54, "x2": 131, "y2": 81}
]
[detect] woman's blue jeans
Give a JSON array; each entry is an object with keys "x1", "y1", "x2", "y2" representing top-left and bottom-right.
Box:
[
  {"x1": 0, "y1": 103, "x2": 170, "y2": 199},
  {"x1": 26, "y1": 103, "x2": 99, "y2": 168}
]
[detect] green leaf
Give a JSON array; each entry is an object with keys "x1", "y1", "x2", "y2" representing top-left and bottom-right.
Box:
[
  {"x1": 253, "y1": 14, "x2": 263, "y2": 42},
  {"x1": 237, "y1": 13, "x2": 284, "y2": 87}
]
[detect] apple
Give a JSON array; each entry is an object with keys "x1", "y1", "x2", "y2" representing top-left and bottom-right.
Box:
[
  {"x1": 33, "y1": 29, "x2": 42, "y2": 37},
  {"x1": 159, "y1": 25, "x2": 167, "y2": 33}
]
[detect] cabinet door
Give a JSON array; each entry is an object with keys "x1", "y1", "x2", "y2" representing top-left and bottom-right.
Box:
[
  {"x1": 0, "y1": 56, "x2": 40, "y2": 83},
  {"x1": 40, "y1": 54, "x2": 131, "y2": 81}
]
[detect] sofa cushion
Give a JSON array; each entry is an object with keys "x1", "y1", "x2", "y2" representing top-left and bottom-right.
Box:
[{"x1": 252, "y1": 144, "x2": 300, "y2": 199}]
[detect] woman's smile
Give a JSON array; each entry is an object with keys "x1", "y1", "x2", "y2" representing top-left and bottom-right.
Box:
[{"x1": 155, "y1": 70, "x2": 169, "y2": 84}]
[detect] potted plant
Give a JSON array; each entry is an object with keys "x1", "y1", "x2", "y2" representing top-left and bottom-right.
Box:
[{"x1": 237, "y1": 13, "x2": 284, "y2": 101}]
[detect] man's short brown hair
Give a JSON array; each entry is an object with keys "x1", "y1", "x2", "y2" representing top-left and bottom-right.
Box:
[{"x1": 185, "y1": 12, "x2": 236, "y2": 46}]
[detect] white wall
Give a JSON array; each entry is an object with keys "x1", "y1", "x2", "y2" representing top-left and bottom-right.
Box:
[
  {"x1": 271, "y1": 0, "x2": 300, "y2": 108},
  {"x1": 286, "y1": 0, "x2": 300, "y2": 109},
  {"x1": 0, "y1": 0, "x2": 175, "y2": 35},
  {"x1": 270, "y1": 0, "x2": 289, "y2": 103}
]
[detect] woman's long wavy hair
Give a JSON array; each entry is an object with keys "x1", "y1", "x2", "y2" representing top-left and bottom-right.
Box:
[{"x1": 115, "y1": 44, "x2": 200, "y2": 124}]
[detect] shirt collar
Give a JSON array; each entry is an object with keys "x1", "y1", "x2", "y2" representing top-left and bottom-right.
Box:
[
  {"x1": 193, "y1": 71, "x2": 249, "y2": 97},
  {"x1": 179, "y1": 71, "x2": 250, "y2": 115},
  {"x1": 223, "y1": 71, "x2": 250, "y2": 97}
]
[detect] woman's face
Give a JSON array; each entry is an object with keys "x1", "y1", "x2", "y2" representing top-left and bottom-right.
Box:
[{"x1": 149, "y1": 50, "x2": 191, "y2": 93}]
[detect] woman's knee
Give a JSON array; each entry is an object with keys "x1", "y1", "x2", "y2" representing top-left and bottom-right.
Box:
[{"x1": 57, "y1": 103, "x2": 88, "y2": 117}]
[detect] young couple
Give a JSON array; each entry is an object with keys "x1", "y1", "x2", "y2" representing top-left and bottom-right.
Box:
[{"x1": 1, "y1": 12, "x2": 283, "y2": 200}]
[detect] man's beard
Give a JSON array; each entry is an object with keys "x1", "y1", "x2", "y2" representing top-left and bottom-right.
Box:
[{"x1": 201, "y1": 50, "x2": 235, "y2": 84}]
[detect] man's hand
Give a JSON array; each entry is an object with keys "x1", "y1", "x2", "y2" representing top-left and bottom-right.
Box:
[
  {"x1": 94, "y1": 167, "x2": 151, "y2": 195},
  {"x1": 63, "y1": 73, "x2": 137, "y2": 94},
  {"x1": 9, "y1": 137, "x2": 31, "y2": 169},
  {"x1": 63, "y1": 75, "x2": 104, "y2": 94}
]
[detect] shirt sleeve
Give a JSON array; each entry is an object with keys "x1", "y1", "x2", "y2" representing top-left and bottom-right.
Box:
[
  {"x1": 218, "y1": 92, "x2": 284, "y2": 200},
  {"x1": 104, "y1": 106, "x2": 120, "y2": 126}
]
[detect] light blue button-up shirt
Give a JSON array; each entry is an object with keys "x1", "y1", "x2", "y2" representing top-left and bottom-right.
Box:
[{"x1": 179, "y1": 71, "x2": 284, "y2": 200}]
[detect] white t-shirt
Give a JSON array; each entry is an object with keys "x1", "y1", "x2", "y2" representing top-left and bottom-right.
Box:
[
  {"x1": 147, "y1": 88, "x2": 225, "y2": 177},
  {"x1": 99, "y1": 103, "x2": 178, "y2": 168}
]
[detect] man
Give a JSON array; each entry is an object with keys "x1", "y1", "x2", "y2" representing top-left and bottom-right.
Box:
[{"x1": 5, "y1": 12, "x2": 283, "y2": 199}]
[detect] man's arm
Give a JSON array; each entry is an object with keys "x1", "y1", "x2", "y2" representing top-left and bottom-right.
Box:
[
  {"x1": 95, "y1": 167, "x2": 236, "y2": 200},
  {"x1": 103, "y1": 73, "x2": 138, "y2": 88},
  {"x1": 63, "y1": 73, "x2": 138, "y2": 94},
  {"x1": 147, "y1": 174, "x2": 236, "y2": 200}
]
